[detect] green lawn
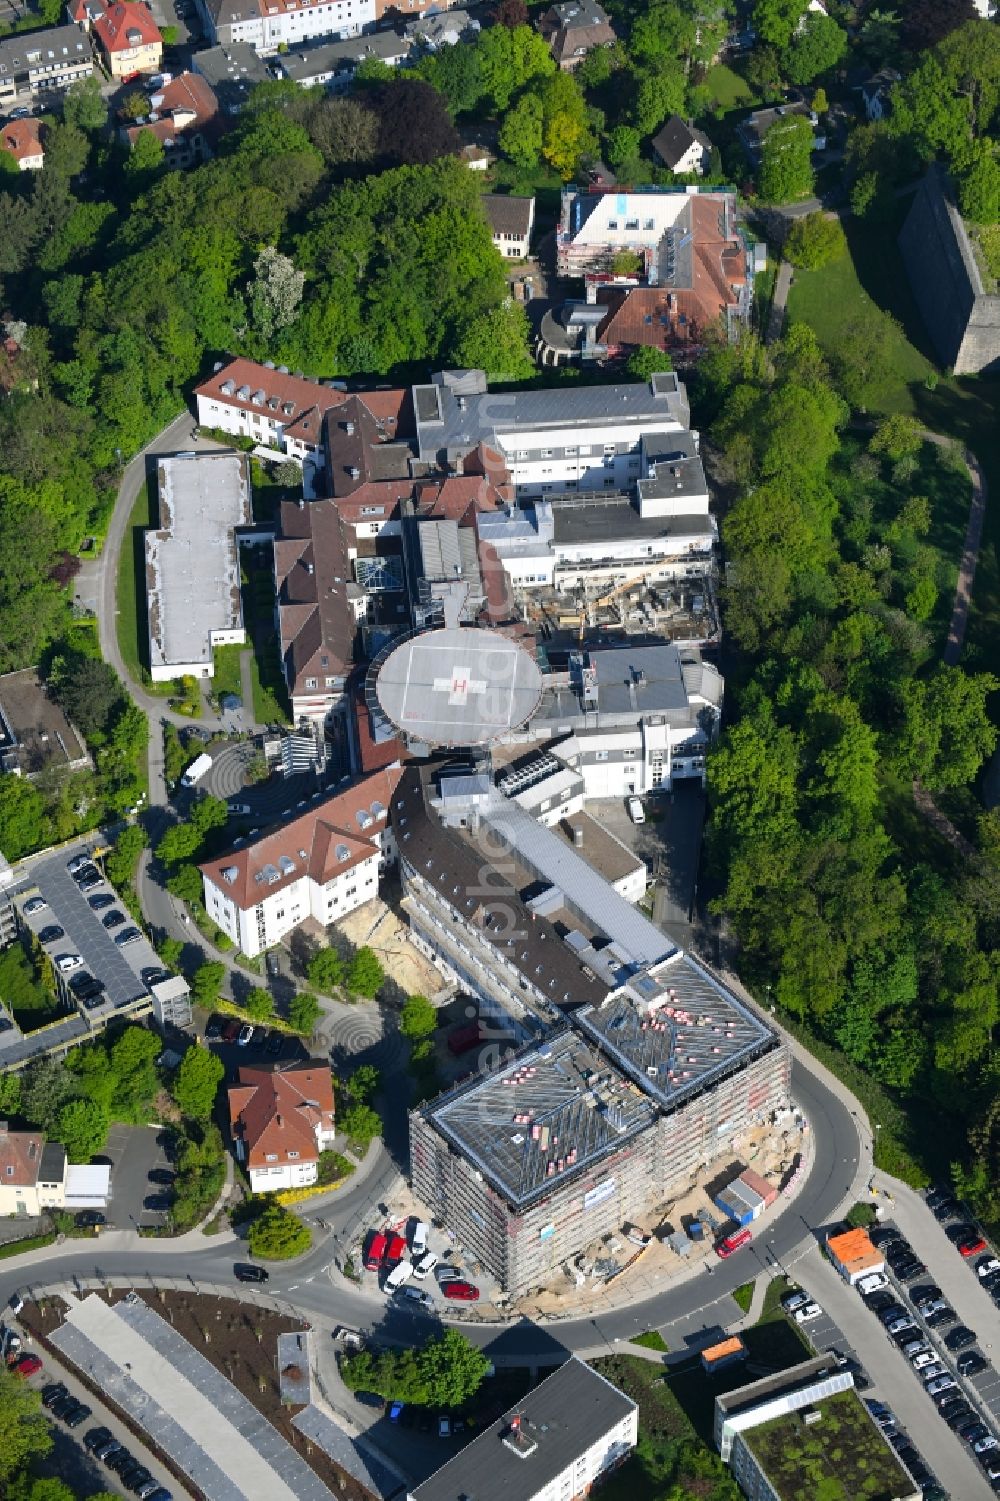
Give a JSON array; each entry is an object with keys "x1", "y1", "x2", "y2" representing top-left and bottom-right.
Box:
[
  {"x1": 786, "y1": 212, "x2": 1000, "y2": 673},
  {"x1": 731, "y1": 1282, "x2": 754, "y2": 1314},
  {"x1": 240, "y1": 560, "x2": 291, "y2": 726},
  {"x1": 632, "y1": 1329, "x2": 669, "y2": 1352},
  {"x1": 704, "y1": 62, "x2": 755, "y2": 111},
  {"x1": 212, "y1": 643, "x2": 244, "y2": 701},
  {"x1": 0, "y1": 945, "x2": 64, "y2": 1032},
  {"x1": 115, "y1": 479, "x2": 172, "y2": 695}
]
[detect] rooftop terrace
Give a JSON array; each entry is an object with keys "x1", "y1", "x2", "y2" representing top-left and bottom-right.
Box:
[{"x1": 740, "y1": 1388, "x2": 916, "y2": 1501}]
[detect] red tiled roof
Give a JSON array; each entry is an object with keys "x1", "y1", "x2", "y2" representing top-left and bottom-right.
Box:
[
  {"x1": 195, "y1": 358, "x2": 350, "y2": 436},
  {"x1": 0, "y1": 1130, "x2": 44, "y2": 1188},
  {"x1": 201, "y1": 766, "x2": 402, "y2": 910},
  {"x1": 126, "y1": 71, "x2": 218, "y2": 148},
  {"x1": 228, "y1": 1062, "x2": 335, "y2": 1172},
  {"x1": 0, "y1": 118, "x2": 43, "y2": 164},
  {"x1": 351, "y1": 675, "x2": 409, "y2": 774},
  {"x1": 93, "y1": 0, "x2": 161, "y2": 52}
]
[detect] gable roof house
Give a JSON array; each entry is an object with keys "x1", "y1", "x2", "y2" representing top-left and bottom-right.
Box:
[
  {"x1": 0, "y1": 117, "x2": 44, "y2": 170},
  {"x1": 538, "y1": 0, "x2": 615, "y2": 71},
  {"x1": 91, "y1": 0, "x2": 162, "y2": 78},
  {"x1": 481, "y1": 193, "x2": 535, "y2": 259},
  {"x1": 123, "y1": 71, "x2": 221, "y2": 168},
  {"x1": 228, "y1": 1063, "x2": 336, "y2": 1191},
  {"x1": 0, "y1": 1128, "x2": 67, "y2": 1216},
  {"x1": 651, "y1": 115, "x2": 713, "y2": 176},
  {"x1": 738, "y1": 100, "x2": 825, "y2": 161}
]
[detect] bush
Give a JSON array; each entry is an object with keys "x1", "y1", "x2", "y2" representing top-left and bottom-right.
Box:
[
  {"x1": 341, "y1": 1102, "x2": 382, "y2": 1152},
  {"x1": 289, "y1": 991, "x2": 321, "y2": 1034},
  {"x1": 307, "y1": 948, "x2": 343, "y2": 994},
  {"x1": 0, "y1": 1232, "x2": 56, "y2": 1259},
  {"x1": 844, "y1": 1201, "x2": 877, "y2": 1229},
  {"x1": 346, "y1": 946, "x2": 384, "y2": 999},
  {"x1": 784, "y1": 212, "x2": 847, "y2": 270}
]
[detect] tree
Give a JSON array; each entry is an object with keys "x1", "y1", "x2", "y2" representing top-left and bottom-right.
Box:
[
  {"x1": 869, "y1": 413, "x2": 923, "y2": 462},
  {"x1": 309, "y1": 97, "x2": 380, "y2": 166},
  {"x1": 173, "y1": 1045, "x2": 225, "y2": 1120},
  {"x1": 247, "y1": 1200, "x2": 312, "y2": 1259},
  {"x1": 51, "y1": 655, "x2": 123, "y2": 740},
  {"x1": 605, "y1": 124, "x2": 641, "y2": 178},
  {"x1": 418, "y1": 1330, "x2": 491, "y2": 1408},
  {"x1": 784, "y1": 212, "x2": 847, "y2": 269},
  {"x1": 902, "y1": 0, "x2": 976, "y2": 51},
  {"x1": 400, "y1": 994, "x2": 437, "y2": 1041},
  {"x1": 370, "y1": 79, "x2": 460, "y2": 165},
  {"x1": 341, "y1": 1102, "x2": 382, "y2": 1149},
  {"x1": 957, "y1": 145, "x2": 1000, "y2": 224},
  {"x1": 0, "y1": 776, "x2": 50, "y2": 861},
  {"x1": 157, "y1": 820, "x2": 201, "y2": 868},
  {"x1": 631, "y1": 64, "x2": 686, "y2": 136},
  {"x1": 347, "y1": 1062, "x2": 380, "y2": 1102},
  {"x1": 758, "y1": 114, "x2": 815, "y2": 202},
  {"x1": 753, "y1": 0, "x2": 809, "y2": 50},
  {"x1": 244, "y1": 987, "x2": 274, "y2": 1022},
  {"x1": 476, "y1": 23, "x2": 555, "y2": 112},
  {"x1": 898, "y1": 668, "x2": 999, "y2": 790},
  {"x1": 346, "y1": 946, "x2": 385, "y2": 998},
  {"x1": 307, "y1": 947, "x2": 343, "y2": 993},
  {"x1": 105, "y1": 824, "x2": 146, "y2": 889},
  {"x1": 784, "y1": 14, "x2": 847, "y2": 85},
  {"x1": 452, "y1": 302, "x2": 534, "y2": 382},
  {"x1": 887, "y1": 57, "x2": 970, "y2": 166},
  {"x1": 0, "y1": 1366, "x2": 52, "y2": 1482},
  {"x1": 289, "y1": 991, "x2": 321, "y2": 1034},
  {"x1": 62, "y1": 73, "x2": 108, "y2": 131},
  {"x1": 811, "y1": 87, "x2": 828, "y2": 115},
  {"x1": 494, "y1": 0, "x2": 527, "y2": 26},
  {"x1": 831, "y1": 305, "x2": 901, "y2": 408},
  {"x1": 56, "y1": 1097, "x2": 109, "y2": 1162},
  {"x1": 167, "y1": 862, "x2": 204, "y2": 905},
  {"x1": 247, "y1": 246, "x2": 305, "y2": 343},
  {"x1": 191, "y1": 961, "x2": 226, "y2": 1008},
  {"x1": 125, "y1": 128, "x2": 166, "y2": 181},
  {"x1": 415, "y1": 41, "x2": 483, "y2": 117},
  {"x1": 627, "y1": 345, "x2": 674, "y2": 380},
  {"x1": 20, "y1": 1057, "x2": 80, "y2": 1134},
  {"x1": 159, "y1": 936, "x2": 184, "y2": 970},
  {"x1": 120, "y1": 90, "x2": 150, "y2": 121},
  {"x1": 498, "y1": 92, "x2": 543, "y2": 168}
]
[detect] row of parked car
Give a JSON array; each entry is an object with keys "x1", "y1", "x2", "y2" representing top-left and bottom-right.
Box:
[
  {"x1": 80, "y1": 1414, "x2": 172, "y2": 1500},
  {"x1": 364, "y1": 1224, "x2": 481, "y2": 1305},
  {"x1": 859, "y1": 1224, "x2": 1000, "y2": 1490},
  {"x1": 864, "y1": 1398, "x2": 947, "y2": 1501},
  {"x1": 205, "y1": 1014, "x2": 285, "y2": 1054}
]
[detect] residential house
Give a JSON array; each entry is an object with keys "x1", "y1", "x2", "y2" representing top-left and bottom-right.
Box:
[
  {"x1": 738, "y1": 100, "x2": 825, "y2": 161},
  {"x1": 856, "y1": 67, "x2": 899, "y2": 123},
  {"x1": 198, "y1": 0, "x2": 374, "y2": 54},
  {"x1": 537, "y1": 0, "x2": 615, "y2": 71},
  {"x1": 145, "y1": 451, "x2": 252, "y2": 682},
  {"x1": 408, "y1": 1359, "x2": 638, "y2": 1501},
  {"x1": 0, "y1": 1130, "x2": 66, "y2": 1216},
  {"x1": 404, "y1": 7, "x2": 476, "y2": 50},
  {"x1": 481, "y1": 193, "x2": 535, "y2": 259},
  {"x1": 651, "y1": 115, "x2": 712, "y2": 176},
  {"x1": 91, "y1": 0, "x2": 162, "y2": 79},
  {"x1": 191, "y1": 42, "x2": 270, "y2": 114},
  {"x1": 0, "y1": 24, "x2": 93, "y2": 108},
  {"x1": 200, "y1": 767, "x2": 402, "y2": 954},
  {"x1": 274, "y1": 29, "x2": 410, "y2": 91},
  {"x1": 228, "y1": 1062, "x2": 336, "y2": 1192},
  {"x1": 123, "y1": 71, "x2": 220, "y2": 168},
  {"x1": 457, "y1": 141, "x2": 492, "y2": 171},
  {"x1": 0, "y1": 116, "x2": 44, "y2": 169}
]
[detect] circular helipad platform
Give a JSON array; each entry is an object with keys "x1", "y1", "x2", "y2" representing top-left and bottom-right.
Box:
[{"x1": 374, "y1": 626, "x2": 543, "y2": 748}]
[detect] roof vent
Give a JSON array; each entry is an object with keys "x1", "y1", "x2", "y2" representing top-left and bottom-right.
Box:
[
  {"x1": 348, "y1": 466, "x2": 361, "y2": 480},
  {"x1": 335, "y1": 843, "x2": 350, "y2": 861},
  {"x1": 278, "y1": 365, "x2": 289, "y2": 374},
  {"x1": 344, "y1": 421, "x2": 355, "y2": 435},
  {"x1": 221, "y1": 866, "x2": 239, "y2": 884}
]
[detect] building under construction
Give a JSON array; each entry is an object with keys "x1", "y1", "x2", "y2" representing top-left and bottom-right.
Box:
[{"x1": 398, "y1": 763, "x2": 789, "y2": 1294}]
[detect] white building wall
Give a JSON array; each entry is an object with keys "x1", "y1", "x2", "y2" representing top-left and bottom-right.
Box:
[
  {"x1": 260, "y1": 0, "x2": 374, "y2": 51},
  {"x1": 570, "y1": 193, "x2": 689, "y2": 248},
  {"x1": 248, "y1": 1158, "x2": 318, "y2": 1192},
  {"x1": 203, "y1": 850, "x2": 383, "y2": 957}
]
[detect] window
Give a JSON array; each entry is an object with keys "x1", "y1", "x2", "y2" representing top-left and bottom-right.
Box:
[
  {"x1": 595, "y1": 750, "x2": 609, "y2": 761},
  {"x1": 305, "y1": 677, "x2": 318, "y2": 689},
  {"x1": 325, "y1": 676, "x2": 336, "y2": 687},
  {"x1": 644, "y1": 218, "x2": 655, "y2": 230},
  {"x1": 288, "y1": 1150, "x2": 300, "y2": 1159},
  {"x1": 564, "y1": 446, "x2": 577, "y2": 456},
  {"x1": 607, "y1": 219, "x2": 618, "y2": 230},
  {"x1": 625, "y1": 219, "x2": 639, "y2": 231}
]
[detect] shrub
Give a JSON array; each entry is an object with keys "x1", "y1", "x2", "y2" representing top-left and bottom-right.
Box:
[{"x1": 784, "y1": 212, "x2": 847, "y2": 270}]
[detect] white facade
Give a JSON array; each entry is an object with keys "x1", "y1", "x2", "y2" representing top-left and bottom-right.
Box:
[
  {"x1": 244, "y1": 1140, "x2": 334, "y2": 1193},
  {"x1": 205, "y1": 846, "x2": 381, "y2": 957},
  {"x1": 493, "y1": 420, "x2": 685, "y2": 496},
  {"x1": 210, "y1": 0, "x2": 375, "y2": 53},
  {"x1": 550, "y1": 720, "x2": 706, "y2": 799}
]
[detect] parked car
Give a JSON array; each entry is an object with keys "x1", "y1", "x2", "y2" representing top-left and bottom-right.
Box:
[
  {"x1": 88, "y1": 893, "x2": 114, "y2": 910},
  {"x1": 23, "y1": 897, "x2": 47, "y2": 915},
  {"x1": 895, "y1": 1259, "x2": 927, "y2": 1280},
  {"x1": 102, "y1": 910, "x2": 126, "y2": 929},
  {"x1": 64, "y1": 1402, "x2": 91, "y2": 1428},
  {"x1": 67, "y1": 854, "x2": 90, "y2": 873},
  {"x1": 627, "y1": 796, "x2": 645, "y2": 824},
  {"x1": 912, "y1": 1351, "x2": 939, "y2": 1370},
  {"x1": 886, "y1": 1317, "x2": 917, "y2": 1337},
  {"x1": 204, "y1": 1015, "x2": 223, "y2": 1040},
  {"x1": 56, "y1": 953, "x2": 83, "y2": 972},
  {"x1": 76, "y1": 1211, "x2": 105, "y2": 1228},
  {"x1": 933, "y1": 1198, "x2": 960, "y2": 1220},
  {"x1": 234, "y1": 1263, "x2": 268, "y2": 1283},
  {"x1": 364, "y1": 1232, "x2": 389, "y2": 1271},
  {"x1": 958, "y1": 1351, "x2": 988, "y2": 1376},
  {"x1": 396, "y1": 1286, "x2": 432, "y2": 1309},
  {"x1": 236, "y1": 1024, "x2": 254, "y2": 1046},
  {"x1": 221, "y1": 1019, "x2": 241, "y2": 1043},
  {"x1": 265, "y1": 1029, "x2": 283, "y2": 1057},
  {"x1": 782, "y1": 1290, "x2": 810, "y2": 1313},
  {"x1": 926, "y1": 1375, "x2": 958, "y2": 1397},
  {"x1": 926, "y1": 1307, "x2": 956, "y2": 1329},
  {"x1": 384, "y1": 1260, "x2": 414, "y2": 1292},
  {"x1": 441, "y1": 1280, "x2": 480, "y2": 1302},
  {"x1": 920, "y1": 1363, "x2": 948, "y2": 1383},
  {"x1": 13, "y1": 1353, "x2": 42, "y2": 1377},
  {"x1": 945, "y1": 1325, "x2": 978, "y2": 1350},
  {"x1": 435, "y1": 1265, "x2": 462, "y2": 1284},
  {"x1": 84, "y1": 1426, "x2": 113, "y2": 1452},
  {"x1": 42, "y1": 1383, "x2": 68, "y2": 1408},
  {"x1": 37, "y1": 925, "x2": 64, "y2": 944},
  {"x1": 143, "y1": 1194, "x2": 172, "y2": 1212},
  {"x1": 856, "y1": 1273, "x2": 889, "y2": 1296},
  {"x1": 959, "y1": 1236, "x2": 988, "y2": 1258},
  {"x1": 411, "y1": 1220, "x2": 429, "y2": 1258},
  {"x1": 977, "y1": 1256, "x2": 1000, "y2": 1280},
  {"x1": 716, "y1": 1228, "x2": 752, "y2": 1258},
  {"x1": 78, "y1": 872, "x2": 103, "y2": 892},
  {"x1": 794, "y1": 1302, "x2": 822, "y2": 1324},
  {"x1": 114, "y1": 927, "x2": 141, "y2": 947},
  {"x1": 413, "y1": 1252, "x2": 439, "y2": 1281},
  {"x1": 877, "y1": 1303, "x2": 907, "y2": 1326}
]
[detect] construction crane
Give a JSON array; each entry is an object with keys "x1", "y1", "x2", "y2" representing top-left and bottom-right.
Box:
[{"x1": 578, "y1": 570, "x2": 655, "y2": 641}]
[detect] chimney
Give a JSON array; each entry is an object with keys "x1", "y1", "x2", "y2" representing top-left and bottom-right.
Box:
[
  {"x1": 344, "y1": 421, "x2": 355, "y2": 435},
  {"x1": 573, "y1": 825, "x2": 584, "y2": 848},
  {"x1": 276, "y1": 1113, "x2": 283, "y2": 1127},
  {"x1": 349, "y1": 466, "x2": 361, "y2": 480},
  {"x1": 305, "y1": 562, "x2": 314, "y2": 575}
]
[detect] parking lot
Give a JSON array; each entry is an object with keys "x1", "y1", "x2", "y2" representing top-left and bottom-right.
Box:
[
  {"x1": 102, "y1": 1124, "x2": 177, "y2": 1232},
  {"x1": 24, "y1": 849, "x2": 150, "y2": 1012}
]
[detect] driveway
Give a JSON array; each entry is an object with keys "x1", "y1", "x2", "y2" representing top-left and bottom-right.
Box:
[
  {"x1": 103, "y1": 1124, "x2": 173, "y2": 1232},
  {"x1": 589, "y1": 783, "x2": 705, "y2": 945}
]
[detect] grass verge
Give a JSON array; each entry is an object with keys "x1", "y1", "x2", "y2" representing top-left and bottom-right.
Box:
[
  {"x1": 631, "y1": 1329, "x2": 669, "y2": 1352},
  {"x1": 731, "y1": 1281, "x2": 754, "y2": 1314}
]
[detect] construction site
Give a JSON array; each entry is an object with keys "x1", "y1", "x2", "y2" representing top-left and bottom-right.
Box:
[{"x1": 518, "y1": 569, "x2": 720, "y2": 651}]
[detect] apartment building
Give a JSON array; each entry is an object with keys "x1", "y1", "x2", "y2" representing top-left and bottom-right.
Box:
[
  {"x1": 274, "y1": 28, "x2": 410, "y2": 88},
  {"x1": 90, "y1": 0, "x2": 163, "y2": 79},
  {"x1": 194, "y1": 358, "x2": 351, "y2": 468},
  {"x1": 122, "y1": 72, "x2": 220, "y2": 169},
  {"x1": 200, "y1": 768, "x2": 401, "y2": 956},
  {"x1": 409, "y1": 1359, "x2": 637, "y2": 1501},
  {"x1": 200, "y1": 0, "x2": 374, "y2": 53},
  {"x1": 0, "y1": 24, "x2": 93, "y2": 108},
  {"x1": 228, "y1": 1062, "x2": 335, "y2": 1191}
]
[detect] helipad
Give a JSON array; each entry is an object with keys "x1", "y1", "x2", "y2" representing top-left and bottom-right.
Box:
[{"x1": 375, "y1": 626, "x2": 543, "y2": 747}]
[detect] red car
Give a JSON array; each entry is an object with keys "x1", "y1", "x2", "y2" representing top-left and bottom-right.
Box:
[
  {"x1": 14, "y1": 1354, "x2": 42, "y2": 1378},
  {"x1": 716, "y1": 1229, "x2": 752, "y2": 1259},
  {"x1": 959, "y1": 1237, "x2": 988, "y2": 1258},
  {"x1": 385, "y1": 1234, "x2": 408, "y2": 1263},
  {"x1": 364, "y1": 1231, "x2": 388, "y2": 1271},
  {"x1": 441, "y1": 1280, "x2": 480, "y2": 1302}
]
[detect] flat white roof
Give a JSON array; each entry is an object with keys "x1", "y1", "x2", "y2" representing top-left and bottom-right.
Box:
[{"x1": 146, "y1": 451, "x2": 252, "y2": 673}]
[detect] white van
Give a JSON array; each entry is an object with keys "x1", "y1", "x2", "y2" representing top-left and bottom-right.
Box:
[
  {"x1": 384, "y1": 1260, "x2": 414, "y2": 1293},
  {"x1": 411, "y1": 1220, "x2": 429, "y2": 1258},
  {"x1": 181, "y1": 752, "x2": 212, "y2": 788},
  {"x1": 627, "y1": 797, "x2": 645, "y2": 825}
]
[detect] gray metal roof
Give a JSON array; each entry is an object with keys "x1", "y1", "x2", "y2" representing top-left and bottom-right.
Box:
[
  {"x1": 276, "y1": 29, "x2": 410, "y2": 80},
  {"x1": 552, "y1": 495, "x2": 713, "y2": 547},
  {"x1": 481, "y1": 795, "x2": 673, "y2": 969},
  {"x1": 574, "y1": 951, "x2": 776, "y2": 1112},
  {"x1": 413, "y1": 1358, "x2": 636, "y2": 1501},
  {"x1": 413, "y1": 372, "x2": 689, "y2": 463},
  {"x1": 375, "y1": 626, "x2": 543, "y2": 747},
  {"x1": 424, "y1": 1027, "x2": 655, "y2": 1211},
  {"x1": 591, "y1": 641, "x2": 689, "y2": 714}
]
